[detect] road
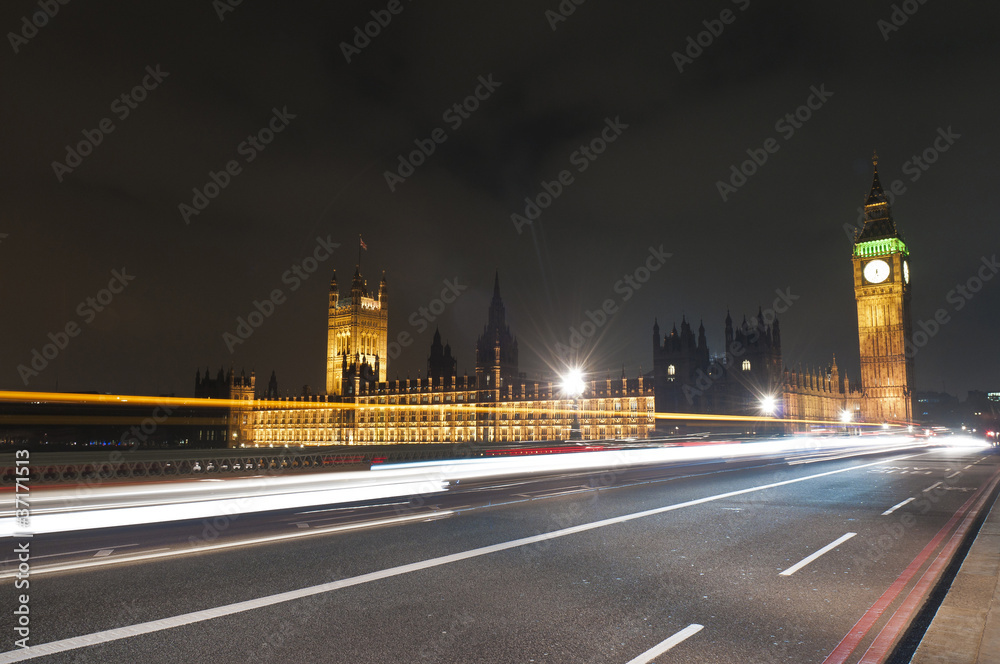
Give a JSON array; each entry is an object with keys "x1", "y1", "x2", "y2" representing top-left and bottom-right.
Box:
[{"x1": 1, "y1": 437, "x2": 997, "y2": 663}]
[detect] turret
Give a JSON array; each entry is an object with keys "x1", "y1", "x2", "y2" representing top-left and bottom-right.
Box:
[
  {"x1": 351, "y1": 266, "x2": 365, "y2": 298},
  {"x1": 266, "y1": 370, "x2": 278, "y2": 399}
]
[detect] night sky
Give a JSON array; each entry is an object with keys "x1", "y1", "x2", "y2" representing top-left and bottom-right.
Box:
[{"x1": 2, "y1": 0, "x2": 997, "y2": 399}]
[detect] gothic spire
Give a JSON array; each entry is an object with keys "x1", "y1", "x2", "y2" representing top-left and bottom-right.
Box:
[{"x1": 857, "y1": 150, "x2": 900, "y2": 242}]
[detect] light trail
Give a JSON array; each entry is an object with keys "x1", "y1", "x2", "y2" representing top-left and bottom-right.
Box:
[
  {"x1": 0, "y1": 390, "x2": 916, "y2": 428},
  {"x1": 0, "y1": 435, "x2": 934, "y2": 537},
  {"x1": 0, "y1": 454, "x2": 926, "y2": 662}
]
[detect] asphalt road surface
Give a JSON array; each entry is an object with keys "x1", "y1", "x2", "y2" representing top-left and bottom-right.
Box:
[{"x1": 1, "y1": 440, "x2": 997, "y2": 663}]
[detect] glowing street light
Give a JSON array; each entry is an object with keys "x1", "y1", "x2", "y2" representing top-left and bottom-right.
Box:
[
  {"x1": 560, "y1": 368, "x2": 586, "y2": 397},
  {"x1": 759, "y1": 395, "x2": 777, "y2": 416},
  {"x1": 840, "y1": 410, "x2": 852, "y2": 423},
  {"x1": 560, "y1": 367, "x2": 586, "y2": 440}
]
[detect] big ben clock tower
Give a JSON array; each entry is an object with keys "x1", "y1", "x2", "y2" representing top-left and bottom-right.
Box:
[{"x1": 853, "y1": 153, "x2": 914, "y2": 424}]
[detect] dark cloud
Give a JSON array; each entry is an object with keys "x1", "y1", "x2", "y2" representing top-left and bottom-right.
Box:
[{"x1": 1, "y1": 0, "x2": 997, "y2": 398}]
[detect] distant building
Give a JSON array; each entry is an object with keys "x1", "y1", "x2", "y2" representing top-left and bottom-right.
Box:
[
  {"x1": 916, "y1": 391, "x2": 960, "y2": 425},
  {"x1": 204, "y1": 154, "x2": 917, "y2": 446},
  {"x1": 326, "y1": 267, "x2": 387, "y2": 395},
  {"x1": 852, "y1": 153, "x2": 915, "y2": 423},
  {"x1": 651, "y1": 312, "x2": 859, "y2": 430},
  {"x1": 194, "y1": 366, "x2": 255, "y2": 445},
  {"x1": 233, "y1": 270, "x2": 654, "y2": 447},
  {"x1": 651, "y1": 154, "x2": 914, "y2": 429}
]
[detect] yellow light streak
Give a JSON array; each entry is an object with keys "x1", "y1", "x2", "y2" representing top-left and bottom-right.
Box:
[{"x1": 0, "y1": 391, "x2": 900, "y2": 430}]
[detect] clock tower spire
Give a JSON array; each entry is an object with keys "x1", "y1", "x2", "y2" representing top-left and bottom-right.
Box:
[{"x1": 852, "y1": 151, "x2": 914, "y2": 424}]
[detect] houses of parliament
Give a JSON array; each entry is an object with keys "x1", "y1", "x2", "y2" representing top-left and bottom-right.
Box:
[{"x1": 200, "y1": 158, "x2": 915, "y2": 447}]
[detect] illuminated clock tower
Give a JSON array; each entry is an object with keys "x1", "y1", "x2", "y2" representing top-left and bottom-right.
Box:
[{"x1": 852, "y1": 153, "x2": 914, "y2": 424}]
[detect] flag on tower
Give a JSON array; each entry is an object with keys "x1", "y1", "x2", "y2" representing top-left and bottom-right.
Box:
[{"x1": 359, "y1": 236, "x2": 367, "y2": 251}]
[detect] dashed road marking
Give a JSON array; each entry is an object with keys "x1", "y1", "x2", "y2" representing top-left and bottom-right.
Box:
[
  {"x1": 780, "y1": 533, "x2": 857, "y2": 576},
  {"x1": 625, "y1": 624, "x2": 704, "y2": 663},
  {"x1": 881, "y1": 497, "x2": 915, "y2": 516}
]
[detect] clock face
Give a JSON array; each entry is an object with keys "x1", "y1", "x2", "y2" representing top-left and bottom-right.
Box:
[
  {"x1": 863, "y1": 259, "x2": 891, "y2": 284},
  {"x1": 903, "y1": 261, "x2": 910, "y2": 284}
]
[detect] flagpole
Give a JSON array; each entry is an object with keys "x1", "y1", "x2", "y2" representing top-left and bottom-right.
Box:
[{"x1": 358, "y1": 234, "x2": 362, "y2": 272}]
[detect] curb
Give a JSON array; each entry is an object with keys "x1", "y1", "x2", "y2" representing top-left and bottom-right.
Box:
[{"x1": 910, "y1": 485, "x2": 1000, "y2": 663}]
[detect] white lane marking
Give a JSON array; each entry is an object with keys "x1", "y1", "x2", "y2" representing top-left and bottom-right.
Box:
[
  {"x1": 779, "y1": 533, "x2": 857, "y2": 577},
  {"x1": 295, "y1": 501, "x2": 409, "y2": 515},
  {"x1": 788, "y1": 451, "x2": 879, "y2": 465},
  {"x1": 0, "y1": 512, "x2": 453, "y2": 581},
  {"x1": 625, "y1": 624, "x2": 704, "y2": 664},
  {"x1": 946, "y1": 471, "x2": 961, "y2": 479},
  {"x1": 8, "y1": 544, "x2": 141, "y2": 562},
  {"x1": 923, "y1": 481, "x2": 943, "y2": 492},
  {"x1": 964, "y1": 465, "x2": 974, "y2": 470},
  {"x1": 881, "y1": 497, "x2": 915, "y2": 516},
  {"x1": 0, "y1": 455, "x2": 920, "y2": 662},
  {"x1": 93, "y1": 549, "x2": 114, "y2": 558},
  {"x1": 529, "y1": 489, "x2": 592, "y2": 499}
]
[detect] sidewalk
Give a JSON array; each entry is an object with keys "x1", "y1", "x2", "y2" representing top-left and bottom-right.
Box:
[{"x1": 910, "y1": 489, "x2": 1000, "y2": 663}]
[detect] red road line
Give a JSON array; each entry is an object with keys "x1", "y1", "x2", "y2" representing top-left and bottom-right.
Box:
[
  {"x1": 821, "y1": 468, "x2": 1000, "y2": 664},
  {"x1": 858, "y1": 468, "x2": 1000, "y2": 662}
]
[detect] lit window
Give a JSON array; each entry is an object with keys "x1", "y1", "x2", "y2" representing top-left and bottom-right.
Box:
[
  {"x1": 742, "y1": 360, "x2": 751, "y2": 371},
  {"x1": 667, "y1": 364, "x2": 676, "y2": 376}
]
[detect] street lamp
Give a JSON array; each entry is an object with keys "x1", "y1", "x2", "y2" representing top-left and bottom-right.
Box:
[
  {"x1": 840, "y1": 409, "x2": 853, "y2": 436},
  {"x1": 560, "y1": 368, "x2": 586, "y2": 440},
  {"x1": 760, "y1": 395, "x2": 777, "y2": 416}
]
